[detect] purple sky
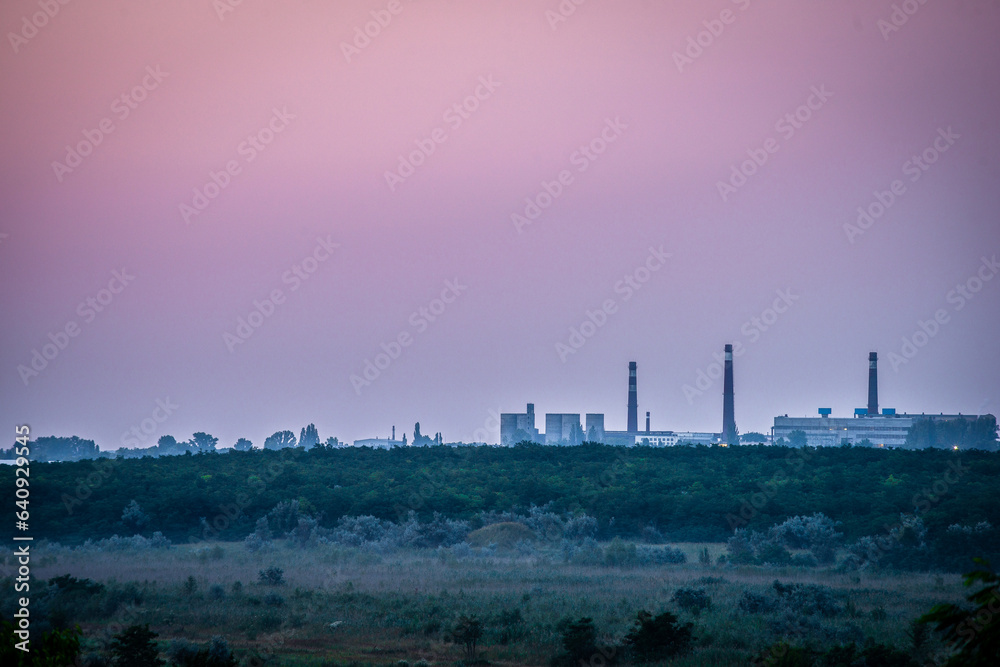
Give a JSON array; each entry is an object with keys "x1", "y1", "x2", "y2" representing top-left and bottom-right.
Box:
[{"x1": 2, "y1": 0, "x2": 999, "y2": 449}]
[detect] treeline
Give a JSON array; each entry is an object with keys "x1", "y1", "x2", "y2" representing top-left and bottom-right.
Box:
[
  {"x1": 906, "y1": 416, "x2": 998, "y2": 450},
  {"x1": 2, "y1": 424, "x2": 339, "y2": 462},
  {"x1": 8, "y1": 443, "x2": 1000, "y2": 549}
]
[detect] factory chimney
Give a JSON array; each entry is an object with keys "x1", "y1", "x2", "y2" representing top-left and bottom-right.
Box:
[
  {"x1": 627, "y1": 361, "x2": 638, "y2": 432},
  {"x1": 867, "y1": 352, "x2": 878, "y2": 415},
  {"x1": 646, "y1": 411, "x2": 650, "y2": 433},
  {"x1": 722, "y1": 344, "x2": 737, "y2": 445}
]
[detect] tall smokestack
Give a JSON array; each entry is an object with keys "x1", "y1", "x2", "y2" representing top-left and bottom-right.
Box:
[
  {"x1": 867, "y1": 352, "x2": 878, "y2": 415},
  {"x1": 645, "y1": 411, "x2": 650, "y2": 433},
  {"x1": 722, "y1": 344, "x2": 737, "y2": 445},
  {"x1": 627, "y1": 361, "x2": 638, "y2": 432}
]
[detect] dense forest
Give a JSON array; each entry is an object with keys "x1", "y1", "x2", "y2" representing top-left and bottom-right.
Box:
[{"x1": 9, "y1": 443, "x2": 1000, "y2": 552}]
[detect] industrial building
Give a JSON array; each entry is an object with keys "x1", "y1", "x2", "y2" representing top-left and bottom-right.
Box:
[
  {"x1": 353, "y1": 426, "x2": 406, "y2": 449},
  {"x1": 499, "y1": 403, "x2": 541, "y2": 445},
  {"x1": 771, "y1": 352, "x2": 991, "y2": 447},
  {"x1": 500, "y1": 358, "x2": 722, "y2": 447}
]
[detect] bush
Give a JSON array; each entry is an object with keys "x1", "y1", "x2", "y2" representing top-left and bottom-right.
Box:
[
  {"x1": 772, "y1": 580, "x2": 842, "y2": 617},
  {"x1": 919, "y1": 558, "x2": 1000, "y2": 666},
  {"x1": 636, "y1": 545, "x2": 687, "y2": 565},
  {"x1": 264, "y1": 593, "x2": 285, "y2": 607},
  {"x1": 0, "y1": 621, "x2": 82, "y2": 666},
  {"x1": 604, "y1": 538, "x2": 638, "y2": 567},
  {"x1": 770, "y1": 513, "x2": 843, "y2": 565},
  {"x1": 551, "y1": 617, "x2": 611, "y2": 667},
  {"x1": 738, "y1": 590, "x2": 778, "y2": 614},
  {"x1": 622, "y1": 610, "x2": 693, "y2": 661},
  {"x1": 726, "y1": 528, "x2": 792, "y2": 566},
  {"x1": 258, "y1": 567, "x2": 284, "y2": 586},
  {"x1": 671, "y1": 587, "x2": 711, "y2": 615},
  {"x1": 108, "y1": 624, "x2": 163, "y2": 667}
]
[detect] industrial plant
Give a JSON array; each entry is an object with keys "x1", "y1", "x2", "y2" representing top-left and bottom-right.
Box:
[
  {"x1": 499, "y1": 346, "x2": 994, "y2": 449},
  {"x1": 499, "y1": 352, "x2": 728, "y2": 447},
  {"x1": 771, "y1": 351, "x2": 991, "y2": 447}
]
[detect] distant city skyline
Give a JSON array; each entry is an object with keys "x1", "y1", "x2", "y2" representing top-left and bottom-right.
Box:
[{"x1": 2, "y1": 1, "x2": 999, "y2": 449}]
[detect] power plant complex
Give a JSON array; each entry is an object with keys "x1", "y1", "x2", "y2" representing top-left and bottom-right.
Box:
[
  {"x1": 771, "y1": 351, "x2": 989, "y2": 447},
  {"x1": 500, "y1": 349, "x2": 731, "y2": 447},
  {"x1": 500, "y1": 346, "x2": 994, "y2": 449}
]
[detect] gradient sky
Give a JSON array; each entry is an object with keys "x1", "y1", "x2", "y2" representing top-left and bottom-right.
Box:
[{"x1": 2, "y1": 0, "x2": 999, "y2": 449}]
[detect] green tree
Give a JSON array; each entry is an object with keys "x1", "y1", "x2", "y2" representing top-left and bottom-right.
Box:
[
  {"x1": 233, "y1": 437, "x2": 253, "y2": 451},
  {"x1": 788, "y1": 430, "x2": 808, "y2": 448},
  {"x1": 122, "y1": 499, "x2": 149, "y2": 532},
  {"x1": 299, "y1": 424, "x2": 320, "y2": 449},
  {"x1": 189, "y1": 432, "x2": 218, "y2": 452},
  {"x1": 263, "y1": 430, "x2": 296, "y2": 450},
  {"x1": 623, "y1": 610, "x2": 693, "y2": 661},
  {"x1": 920, "y1": 558, "x2": 1000, "y2": 665},
  {"x1": 109, "y1": 624, "x2": 164, "y2": 667},
  {"x1": 0, "y1": 621, "x2": 81, "y2": 666},
  {"x1": 452, "y1": 615, "x2": 483, "y2": 661},
  {"x1": 156, "y1": 435, "x2": 185, "y2": 455},
  {"x1": 552, "y1": 617, "x2": 603, "y2": 666}
]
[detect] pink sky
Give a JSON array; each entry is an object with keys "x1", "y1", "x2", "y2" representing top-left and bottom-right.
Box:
[{"x1": 2, "y1": 0, "x2": 999, "y2": 448}]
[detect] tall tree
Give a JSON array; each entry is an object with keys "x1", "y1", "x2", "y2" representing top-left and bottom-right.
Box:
[
  {"x1": 233, "y1": 438, "x2": 253, "y2": 451},
  {"x1": 299, "y1": 424, "x2": 320, "y2": 449},
  {"x1": 263, "y1": 430, "x2": 296, "y2": 450},
  {"x1": 189, "y1": 432, "x2": 218, "y2": 452}
]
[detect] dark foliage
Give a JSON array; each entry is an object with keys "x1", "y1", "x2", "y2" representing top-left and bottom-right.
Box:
[
  {"x1": 258, "y1": 567, "x2": 284, "y2": 585},
  {"x1": 5, "y1": 444, "x2": 999, "y2": 571},
  {"x1": 919, "y1": 558, "x2": 1000, "y2": 666},
  {"x1": 772, "y1": 580, "x2": 843, "y2": 617},
  {"x1": 622, "y1": 610, "x2": 693, "y2": 661},
  {"x1": 551, "y1": 617, "x2": 610, "y2": 667},
  {"x1": 670, "y1": 587, "x2": 711, "y2": 615},
  {"x1": 0, "y1": 621, "x2": 81, "y2": 666},
  {"x1": 108, "y1": 624, "x2": 163, "y2": 667}
]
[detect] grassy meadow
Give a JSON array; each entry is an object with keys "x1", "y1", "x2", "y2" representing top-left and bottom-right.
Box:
[{"x1": 2, "y1": 539, "x2": 968, "y2": 666}]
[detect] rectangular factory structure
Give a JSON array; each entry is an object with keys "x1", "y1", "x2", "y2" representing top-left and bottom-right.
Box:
[
  {"x1": 499, "y1": 402, "x2": 716, "y2": 446},
  {"x1": 771, "y1": 352, "x2": 993, "y2": 447},
  {"x1": 500, "y1": 359, "x2": 720, "y2": 447},
  {"x1": 770, "y1": 412, "x2": 980, "y2": 448}
]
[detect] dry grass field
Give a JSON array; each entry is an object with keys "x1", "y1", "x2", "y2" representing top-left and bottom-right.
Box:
[{"x1": 2, "y1": 539, "x2": 969, "y2": 666}]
